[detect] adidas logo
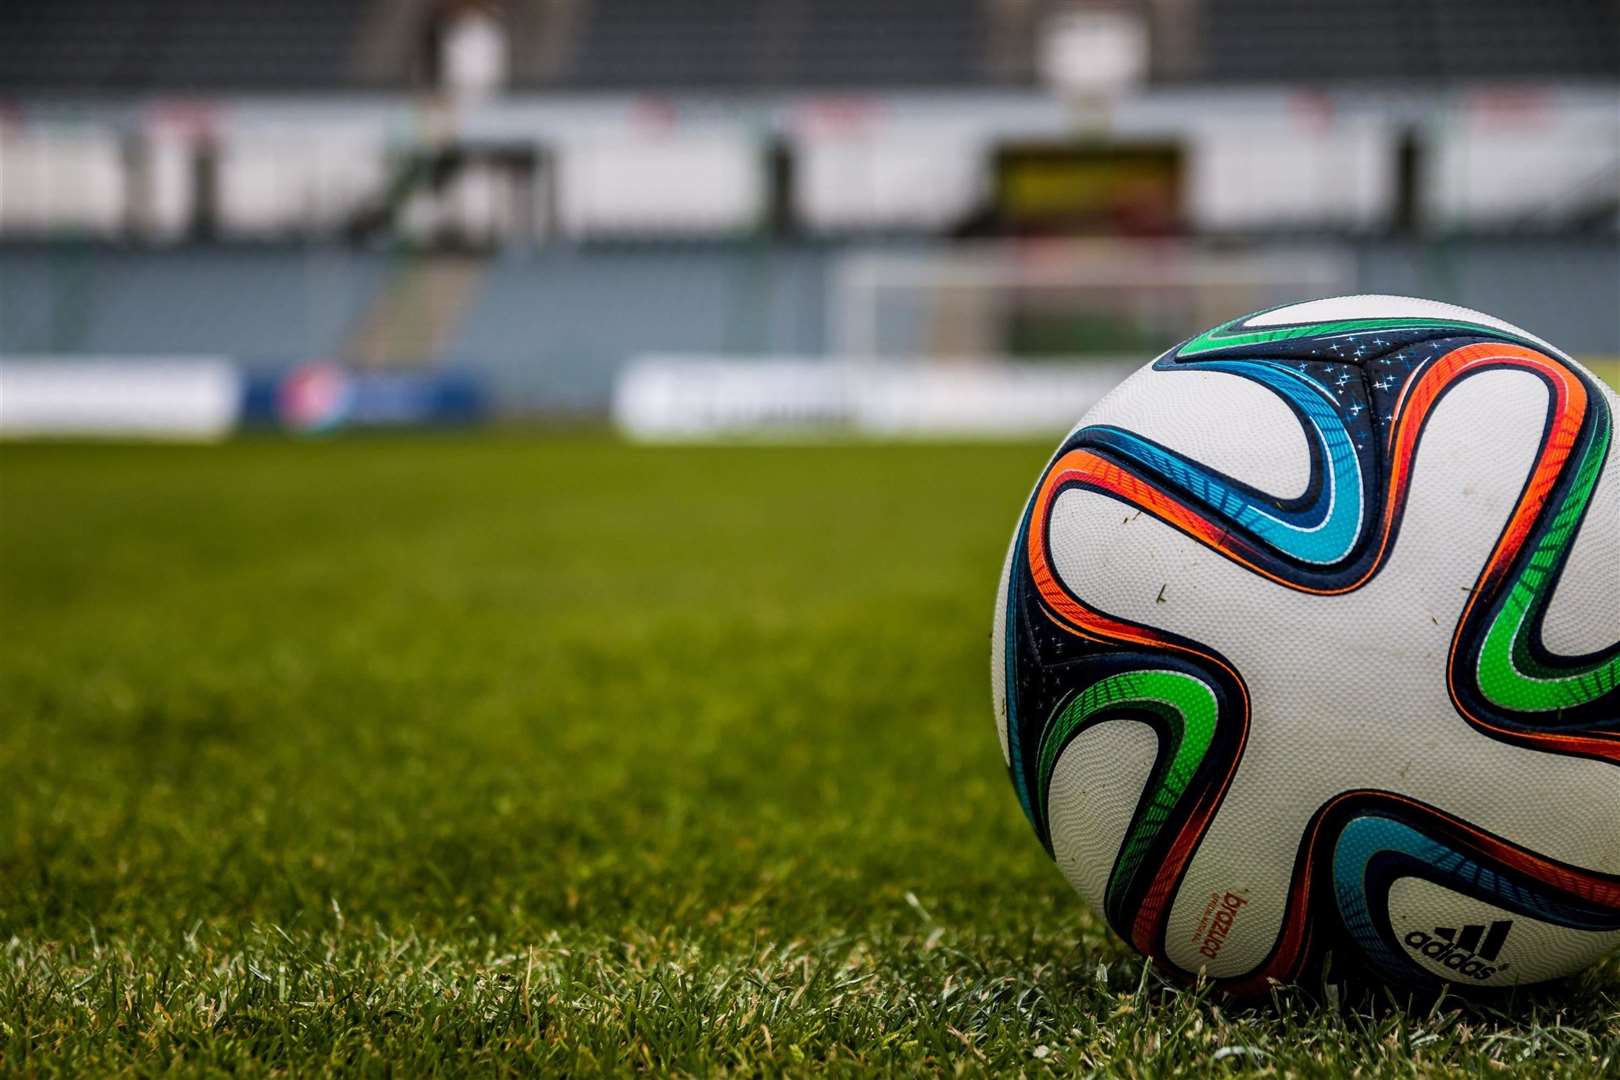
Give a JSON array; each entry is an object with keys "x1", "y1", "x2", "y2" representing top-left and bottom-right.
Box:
[{"x1": 1402, "y1": 920, "x2": 1512, "y2": 980}]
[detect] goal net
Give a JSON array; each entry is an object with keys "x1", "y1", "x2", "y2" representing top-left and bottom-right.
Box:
[{"x1": 826, "y1": 240, "x2": 1356, "y2": 362}]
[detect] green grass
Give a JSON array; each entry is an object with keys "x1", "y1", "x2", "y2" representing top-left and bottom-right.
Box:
[
  {"x1": 3, "y1": 435, "x2": 1619, "y2": 1077},
  {"x1": 1587, "y1": 358, "x2": 1620, "y2": 394}
]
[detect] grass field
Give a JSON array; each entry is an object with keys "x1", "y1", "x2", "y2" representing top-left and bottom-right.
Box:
[{"x1": 4, "y1": 435, "x2": 1620, "y2": 1076}]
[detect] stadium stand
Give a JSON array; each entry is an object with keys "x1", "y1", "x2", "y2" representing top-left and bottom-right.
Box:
[
  {"x1": 0, "y1": 0, "x2": 1016, "y2": 92},
  {"x1": 0, "y1": 247, "x2": 388, "y2": 358},
  {"x1": 1197, "y1": 0, "x2": 1620, "y2": 82},
  {"x1": 0, "y1": 0, "x2": 374, "y2": 93},
  {"x1": 2, "y1": 0, "x2": 1615, "y2": 93},
  {"x1": 565, "y1": 0, "x2": 993, "y2": 88},
  {"x1": 0, "y1": 0, "x2": 1615, "y2": 419},
  {"x1": 3, "y1": 240, "x2": 1616, "y2": 408}
]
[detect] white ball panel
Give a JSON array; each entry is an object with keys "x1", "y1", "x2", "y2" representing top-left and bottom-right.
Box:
[
  {"x1": 1071, "y1": 363, "x2": 1311, "y2": 500},
  {"x1": 991, "y1": 531, "x2": 1016, "y2": 767},
  {"x1": 1386, "y1": 878, "x2": 1620, "y2": 986},
  {"x1": 1048, "y1": 721, "x2": 1160, "y2": 924},
  {"x1": 1044, "y1": 370, "x2": 1620, "y2": 979}
]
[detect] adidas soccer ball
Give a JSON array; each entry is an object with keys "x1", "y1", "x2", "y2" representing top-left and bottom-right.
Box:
[{"x1": 991, "y1": 296, "x2": 1620, "y2": 996}]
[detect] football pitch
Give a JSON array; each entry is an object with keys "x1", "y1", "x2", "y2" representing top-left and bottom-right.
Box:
[{"x1": 3, "y1": 434, "x2": 1619, "y2": 1076}]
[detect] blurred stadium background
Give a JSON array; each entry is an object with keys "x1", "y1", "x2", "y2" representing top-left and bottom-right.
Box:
[
  {"x1": 2, "y1": 4, "x2": 1620, "y2": 1070},
  {"x1": 1, "y1": 0, "x2": 1616, "y2": 439}
]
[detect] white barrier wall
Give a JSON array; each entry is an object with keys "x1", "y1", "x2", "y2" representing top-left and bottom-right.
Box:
[
  {"x1": 1188, "y1": 117, "x2": 1391, "y2": 230},
  {"x1": 219, "y1": 128, "x2": 386, "y2": 234},
  {"x1": 796, "y1": 135, "x2": 986, "y2": 230},
  {"x1": 614, "y1": 355, "x2": 1136, "y2": 440},
  {"x1": 0, "y1": 129, "x2": 125, "y2": 235},
  {"x1": 0, "y1": 358, "x2": 242, "y2": 440},
  {"x1": 2, "y1": 86, "x2": 1616, "y2": 236},
  {"x1": 140, "y1": 131, "x2": 196, "y2": 240},
  {"x1": 1429, "y1": 92, "x2": 1620, "y2": 228},
  {"x1": 555, "y1": 134, "x2": 765, "y2": 236}
]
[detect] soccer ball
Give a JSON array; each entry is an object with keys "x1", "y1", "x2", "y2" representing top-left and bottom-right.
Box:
[{"x1": 991, "y1": 296, "x2": 1620, "y2": 996}]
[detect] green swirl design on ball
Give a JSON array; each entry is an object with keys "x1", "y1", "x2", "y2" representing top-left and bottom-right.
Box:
[{"x1": 1036, "y1": 670, "x2": 1218, "y2": 917}]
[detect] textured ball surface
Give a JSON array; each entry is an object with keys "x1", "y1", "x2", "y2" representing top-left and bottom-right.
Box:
[{"x1": 992, "y1": 296, "x2": 1620, "y2": 996}]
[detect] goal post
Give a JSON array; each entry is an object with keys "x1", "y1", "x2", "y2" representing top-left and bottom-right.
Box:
[
  {"x1": 614, "y1": 240, "x2": 1360, "y2": 441},
  {"x1": 827, "y1": 240, "x2": 1357, "y2": 362}
]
